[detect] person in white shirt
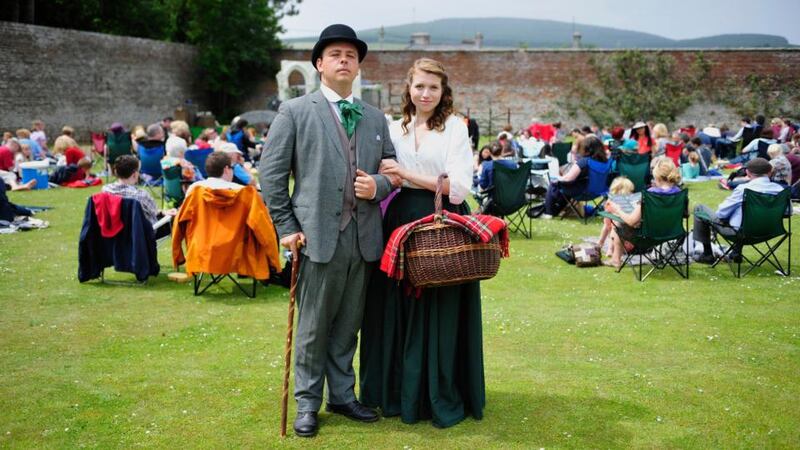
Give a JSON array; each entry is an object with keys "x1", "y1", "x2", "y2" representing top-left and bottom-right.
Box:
[
  {"x1": 727, "y1": 128, "x2": 778, "y2": 165},
  {"x1": 362, "y1": 57, "x2": 485, "y2": 429},
  {"x1": 185, "y1": 151, "x2": 242, "y2": 196},
  {"x1": 516, "y1": 128, "x2": 545, "y2": 158},
  {"x1": 693, "y1": 157, "x2": 788, "y2": 263}
]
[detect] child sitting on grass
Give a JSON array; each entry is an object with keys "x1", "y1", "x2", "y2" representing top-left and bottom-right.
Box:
[
  {"x1": 681, "y1": 151, "x2": 701, "y2": 180},
  {"x1": 598, "y1": 176, "x2": 638, "y2": 253}
]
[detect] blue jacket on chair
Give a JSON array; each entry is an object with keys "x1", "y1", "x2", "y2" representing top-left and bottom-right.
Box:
[{"x1": 78, "y1": 196, "x2": 159, "y2": 282}]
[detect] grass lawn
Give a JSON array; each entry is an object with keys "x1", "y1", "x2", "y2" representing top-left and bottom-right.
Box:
[{"x1": 1, "y1": 170, "x2": 798, "y2": 449}]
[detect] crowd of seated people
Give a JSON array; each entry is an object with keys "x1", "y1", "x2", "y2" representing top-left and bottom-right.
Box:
[
  {"x1": 462, "y1": 113, "x2": 797, "y2": 269},
  {"x1": 1, "y1": 120, "x2": 101, "y2": 190}
]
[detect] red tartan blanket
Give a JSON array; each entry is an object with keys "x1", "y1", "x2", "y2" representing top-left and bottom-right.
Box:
[{"x1": 380, "y1": 210, "x2": 509, "y2": 281}]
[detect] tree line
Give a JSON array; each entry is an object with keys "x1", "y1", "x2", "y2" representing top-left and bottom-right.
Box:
[{"x1": 3, "y1": 0, "x2": 302, "y2": 116}]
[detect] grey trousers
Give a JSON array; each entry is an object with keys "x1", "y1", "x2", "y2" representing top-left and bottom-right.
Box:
[
  {"x1": 294, "y1": 220, "x2": 372, "y2": 412},
  {"x1": 693, "y1": 204, "x2": 738, "y2": 252}
]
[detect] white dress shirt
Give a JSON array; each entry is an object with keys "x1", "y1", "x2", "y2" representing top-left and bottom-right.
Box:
[
  {"x1": 389, "y1": 114, "x2": 473, "y2": 204},
  {"x1": 319, "y1": 82, "x2": 354, "y2": 124}
]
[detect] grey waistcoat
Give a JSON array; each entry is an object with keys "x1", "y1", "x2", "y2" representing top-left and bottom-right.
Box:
[{"x1": 329, "y1": 105, "x2": 357, "y2": 231}]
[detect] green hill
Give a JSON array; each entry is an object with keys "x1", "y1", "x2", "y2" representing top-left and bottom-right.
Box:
[{"x1": 285, "y1": 17, "x2": 791, "y2": 49}]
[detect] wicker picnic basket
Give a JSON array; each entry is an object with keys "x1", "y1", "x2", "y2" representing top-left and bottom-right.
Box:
[{"x1": 405, "y1": 175, "x2": 503, "y2": 288}]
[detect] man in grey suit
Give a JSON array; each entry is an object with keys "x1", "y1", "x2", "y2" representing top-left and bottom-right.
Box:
[{"x1": 260, "y1": 24, "x2": 396, "y2": 438}]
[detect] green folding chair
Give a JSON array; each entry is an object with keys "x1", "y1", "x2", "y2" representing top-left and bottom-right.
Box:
[
  {"x1": 551, "y1": 142, "x2": 571, "y2": 167},
  {"x1": 599, "y1": 189, "x2": 689, "y2": 281},
  {"x1": 703, "y1": 189, "x2": 792, "y2": 277},
  {"x1": 616, "y1": 152, "x2": 650, "y2": 193},
  {"x1": 481, "y1": 161, "x2": 533, "y2": 239},
  {"x1": 105, "y1": 132, "x2": 132, "y2": 182},
  {"x1": 161, "y1": 164, "x2": 185, "y2": 209}
]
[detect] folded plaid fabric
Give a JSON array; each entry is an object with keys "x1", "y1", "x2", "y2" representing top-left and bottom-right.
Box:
[{"x1": 380, "y1": 210, "x2": 509, "y2": 281}]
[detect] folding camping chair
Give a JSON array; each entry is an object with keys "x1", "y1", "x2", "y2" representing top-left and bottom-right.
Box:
[
  {"x1": 78, "y1": 194, "x2": 162, "y2": 284},
  {"x1": 756, "y1": 140, "x2": 771, "y2": 160},
  {"x1": 172, "y1": 185, "x2": 281, "y2": 298},
  {"x1": 137, "y1": 143, "x2": 165, "y2": 200},
  {"x1": 184, "y1": 148, "x2": 214, "y2": 179},
  {"x1": 479, "y1": 161, "x2": 534, "y2": 238},
  {"x1": 551, "y1": 142, "x2": 571, "y2": 167},
  {"x1": 104, "y1": 132, "x2": 132, "y2": 182},
  {"x1": 161, "y1": 164, "x2": 185, "y2": 208},
  {"x1": 664, "y1": 143, "x2": 683, "y2": 167},
  {"x1": 599, "y1": 189, "x2": 690, "y2": 281},
  {"x1": 700, "y1": 189, "x2": 792, "y2": 278},
  {"x1": 561, "y1": 158, "x2": 612, "y2": 224},
  {"x1": 739, "y1": 127, "x2": 758, "y2": 151},
  {"x1": 616, "y1": 152, "x2": 650, "y2": 193}
]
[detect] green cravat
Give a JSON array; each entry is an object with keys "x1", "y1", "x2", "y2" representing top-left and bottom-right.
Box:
[{"x1": 337, "y1": 99, "x2": 363, "y2": 139}]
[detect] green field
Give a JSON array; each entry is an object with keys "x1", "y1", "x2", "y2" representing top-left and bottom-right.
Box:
[{"x1": 1, "y1": 171, "x2": 798, "y2": 448}]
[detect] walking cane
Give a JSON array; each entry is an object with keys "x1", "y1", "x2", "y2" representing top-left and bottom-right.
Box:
[{"x1": 280, "y1": 246, "x2": 300, "y2": 438}]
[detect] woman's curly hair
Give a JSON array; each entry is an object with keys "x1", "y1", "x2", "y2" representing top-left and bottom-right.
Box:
[{"x1": 400, "y1": 58, "x2": 454, "y2": 135}]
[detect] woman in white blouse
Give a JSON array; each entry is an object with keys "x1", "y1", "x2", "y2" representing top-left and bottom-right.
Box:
[{"x1": 359, "y1": 58, "x2": 485, "y2": 429}]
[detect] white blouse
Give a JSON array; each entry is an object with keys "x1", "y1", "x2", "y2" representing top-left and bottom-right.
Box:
[{"x1": 389, "y1": 114, "x2": 473, "y2": 204}]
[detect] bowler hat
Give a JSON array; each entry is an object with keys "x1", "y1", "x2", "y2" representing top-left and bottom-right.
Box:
[{"x1": 310, "y1": 24, "x2": 367, "y2": 68}]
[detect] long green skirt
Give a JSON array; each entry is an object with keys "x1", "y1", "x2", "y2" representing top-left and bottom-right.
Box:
[{"x1": 360, "y1": 188, "x2": 486, "y2": 428}]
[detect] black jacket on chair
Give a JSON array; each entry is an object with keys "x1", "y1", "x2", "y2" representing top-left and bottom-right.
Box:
[{"x1": 78, "y1": 196, "x2": 159, "y2": 282}]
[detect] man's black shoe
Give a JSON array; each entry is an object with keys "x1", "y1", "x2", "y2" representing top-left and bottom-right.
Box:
[
  {"x1": 326, "y1": 401, "x2": 379, "y2": 422},
  {"x1": 696, "y1": 254, "x2": 717, "y2": 265},
  {"x1": 293, "y1": 411, "x2": 318, "y2": 437}
]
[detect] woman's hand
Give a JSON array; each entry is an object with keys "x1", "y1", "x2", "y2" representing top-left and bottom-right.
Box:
[
  {"x1": 379, "y1": 158, "x2": 400, "y2": 173},
  {"x1": 379, "y1": 159, "x2": 405, "y2": 187}
]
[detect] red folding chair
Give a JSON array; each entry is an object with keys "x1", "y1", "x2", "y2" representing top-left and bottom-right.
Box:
[
  {"x1": 665, "y1": 143, "x2": 683, "y2": 167},
  {"x1": 91, "y1": 132, "x2": 106, "y2": 156}
]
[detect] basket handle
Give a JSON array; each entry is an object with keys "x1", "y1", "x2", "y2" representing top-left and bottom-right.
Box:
[{"x1": 434, "y1": 174, "x2": 448, "y2": 219}]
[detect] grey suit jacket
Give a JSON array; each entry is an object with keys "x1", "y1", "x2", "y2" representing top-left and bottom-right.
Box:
[{"x1": 260, "y1": 89, "x2": 396, "y2": 264}]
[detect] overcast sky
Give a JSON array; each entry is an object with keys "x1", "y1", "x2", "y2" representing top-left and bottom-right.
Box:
[{"x1": 280, "y1": 0, "x2": 798, "y2": 45}]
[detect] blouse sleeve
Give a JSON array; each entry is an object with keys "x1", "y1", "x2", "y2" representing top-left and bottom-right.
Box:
[{"x1": 445, "y1": 118, "x2": 474, "y2": 204}]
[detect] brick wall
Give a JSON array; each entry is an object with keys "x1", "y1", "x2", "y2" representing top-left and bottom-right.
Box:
[
  {"x1": 0, "y1": 21, "x2": 205, "y2": 142},
  {"x1": 276, "y1": 48, "x2": 800, "y2": 133},
  {"x1": 1, "y1": 20, "x2": 798, "y2": 142}
]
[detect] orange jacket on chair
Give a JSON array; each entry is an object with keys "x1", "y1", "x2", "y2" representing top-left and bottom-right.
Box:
[{"x1": 172, "y1": 185, "x2": 281, "y2": 279}]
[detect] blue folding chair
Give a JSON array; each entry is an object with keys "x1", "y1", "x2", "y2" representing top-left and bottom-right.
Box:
[
  {"x1": 138, "y1": 144, "x2": 165, "y2": 186},
  {"x1": 184, "y1": 148, "x2": 213, "y2": 179},
  {"x1": 561, "y1": 158, "x2": 612, "y2": 223}
]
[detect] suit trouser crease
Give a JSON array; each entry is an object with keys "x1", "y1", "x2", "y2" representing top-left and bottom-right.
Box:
[{"x1": 294, "y1": 220, "x2": 371, "y2": 412}]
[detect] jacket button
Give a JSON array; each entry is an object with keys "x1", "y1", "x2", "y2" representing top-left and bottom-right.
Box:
[
  {"x1": 335, "y1": 212, "x2": 341, "y2": 216},
  {"x1": 338, "y1": 187, "x2": 343, "y2": 192}
]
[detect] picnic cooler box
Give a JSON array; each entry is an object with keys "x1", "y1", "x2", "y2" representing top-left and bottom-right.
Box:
[{"x1": 19, "y1": 161, "x2": 50, "y2": 190}]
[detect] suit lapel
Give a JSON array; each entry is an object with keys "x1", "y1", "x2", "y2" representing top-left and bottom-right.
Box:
[{"x1": 311, "y1": 90, "x2": 346, "y2": 161}]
